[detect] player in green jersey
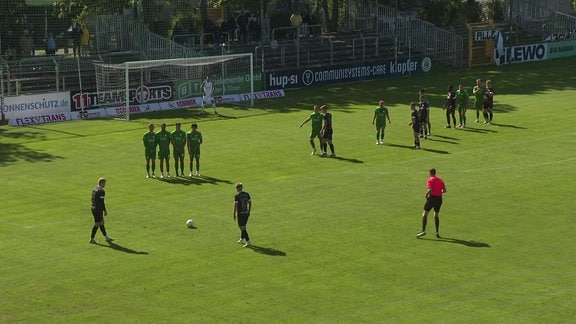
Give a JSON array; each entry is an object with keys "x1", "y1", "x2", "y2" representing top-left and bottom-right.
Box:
[
  {"x1": 456, "y1": 84, "x2": 469, "y2": 128},
  {"x1": 372, "y1": 100, "x2": 391, "y2": 145},
  {"x1": 143, "y1": 123, "x2": 157, "y2": 178},
  {"x1": 299, "y1": 105, "x2": 323, "y2": 155},
  {"x1": 472, "y1": 78, "x2": 485, "y2": 123},
  {"x1": 186, "y1": 123, "x2": 203, "y2": 177},
  {"x1": 155, "y1": 123, "x2": 171, "y2": 178},
  {"x1": 171, "y1": 122, "x2": 187, "y2": 177}
]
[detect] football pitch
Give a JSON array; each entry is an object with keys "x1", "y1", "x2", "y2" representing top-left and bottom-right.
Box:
[{"x1": 1, "y1": 58, "x2": 575, "y2": 322}]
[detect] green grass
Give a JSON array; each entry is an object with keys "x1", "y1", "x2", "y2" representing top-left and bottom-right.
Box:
[{"x1": 1, "y1": 57, "x2": 575, "y2": 323}]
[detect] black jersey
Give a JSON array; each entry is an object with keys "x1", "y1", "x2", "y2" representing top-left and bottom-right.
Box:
[
  {"x1": 484, "y1": 87, "x2": 495, "y2": 105},
  {"x1": 445, "y1": 90, "x2": 456, "y2": 109},
  {"x1": 322, "y1": 112, "x2": 333, "y2": 132},
  {"x1": 235, "y1": 191, "x2": 251, "y2": 215},
  {"x1": 91, "y1": 186, "x2": 106, "y2": 211}
]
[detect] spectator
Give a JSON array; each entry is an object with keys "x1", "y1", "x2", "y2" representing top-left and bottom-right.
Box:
[
  {"x1": 302, "y1": 12, "x2": 311, "y2": 37},
  {"x1": 20, "y1": 28, "x2": 34, "y2": 58},
  {"x1": 6, "y1": 30, "x2": 18, "y2": 60},
  {"x1": 46, "y1": 32, "x2": 57, "y2": 56},
  {"x1": 248, "y1": 12, "x2": 259, "y2": 43},
  {"x1": 71, "y1": 24, "x2": 82, "y2": 57},
  {"x1": 290, "y1": 11, "x2": 302, "y2": 39},
  {"x1": 236, "y1": 12, "x2": 249, "y2": 44},
  {"x1": 80, "y1": 23, "x2": 90, "y2": 57},
  {"x1": 261, "y1": 13, "x2": 271, "y2": 43}
]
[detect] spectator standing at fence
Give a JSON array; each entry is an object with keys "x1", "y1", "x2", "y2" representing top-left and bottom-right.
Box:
[
  {"x1": 302, "y1": 12, "x2": 311, "y2": 37},
  {"x1": 290, "y1": 11, "x2": 302, "y2": 39},
  {"x1": 20, "y1": 28, "x2": 34, "y2": 58},
  {"x1": 72, "y1": 24, "x2": 82, "y2": 57},
  {"x1": 262, "y1": 13, "x2": 271, "y2": 43},
  {"x1": 6, "y1": 30, "x2": 18, "y2": 59},
  {"x1": 248, "y1": 12, "x2": 259, "y2": 44},
  {"x1": 46, "y1": 32, "x2": 57, "y2": 56},
  {"x1": 80, "y1": 23, "x2": 90, "y2": 57},
  {"x1": 236, "y1": 12, "x2": 249, "y2": 44}
]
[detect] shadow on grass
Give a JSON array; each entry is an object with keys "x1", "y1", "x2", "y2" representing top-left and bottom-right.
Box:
[
  {"x1": 491, "y1": 122, "x2": 527, "y2": 129},
  {"x1": 93, "y1": 241, "x2": 149, "y2": 254},
  {"x1": 322, "y1": 155, "x2": 364, "y2": 163},
  {"x1": 426, "y1": 136, "x2": 459, "y2": 145},
  {"x1": 247, "y1": 244, "x2": 287, "y2": 256},
  {"x1": 460, "y1": 126, "x2": 498, "y2": 134},
  {"x1": 154, "y1": 175, "x2": 233, "y2": 186},
  {"x1": 386, "y1": 143, "x2": 450, "y2": 154},
  {"x1": 421, "y1": 236, "x2": 491, "y2": 248}
]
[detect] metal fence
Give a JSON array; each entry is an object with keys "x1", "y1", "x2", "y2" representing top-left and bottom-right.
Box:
[
  {"x1": 341, "y1": 0, "x2": 465, "y2": 67},
  {"x1": 86, "y1": 14, "x2": 198, "y2": 60},
  {"x1": 506, "y1": 0, "x2": 576, "y2": 41}
]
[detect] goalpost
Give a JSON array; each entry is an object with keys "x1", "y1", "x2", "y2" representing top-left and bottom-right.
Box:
[{"x1": 94, "y1": 53, "x2": 254, "y2": 120}]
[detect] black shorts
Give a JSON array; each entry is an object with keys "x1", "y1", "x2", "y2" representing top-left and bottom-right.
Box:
[
  {"x1": 237, "y1": 213, "x2": 250, "y2": 227},
  {"x1": 424, "y1": 196, "x2": 443, "y2": 212},
  {"x1": 412, "y1": 126, "x2": 421, "y2": 134},
  {"x1": 483, "y1": 102, "x2": 493, "y2": 110},
  {"x1": 322, "y1": 129, "x2": 333, "y2": 141},
  {"x1": 92, "y1": 208, "x2": 104, "y2": 222}
]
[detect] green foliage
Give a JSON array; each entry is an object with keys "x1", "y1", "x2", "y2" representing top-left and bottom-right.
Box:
[
  {"x1": 418, "y1": 0, "x2": 484, "y2": 26},
  {"x1": 1, "y1": 58, "x2": 576, "y2": 322},
  {"x1": 484, "y1": 0, "x2": 505, "y2": 23}
]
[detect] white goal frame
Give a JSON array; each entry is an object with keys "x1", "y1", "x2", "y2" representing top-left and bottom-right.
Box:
[{"x1": 95, "y1": 53, "x2": 254, "y2": 120}]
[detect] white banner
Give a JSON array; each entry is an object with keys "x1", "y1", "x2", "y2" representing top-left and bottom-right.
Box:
[
  {"x1": 3, "y1": 92, "x2": 70, "y2": 119},
  {"x1": 8, "y1": 90, "x2": 285, "y2": 126}
]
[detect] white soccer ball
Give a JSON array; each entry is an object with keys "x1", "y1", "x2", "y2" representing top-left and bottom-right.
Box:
[{"x1": 186, "y1": 219, "x2": 195, "y2": 228}]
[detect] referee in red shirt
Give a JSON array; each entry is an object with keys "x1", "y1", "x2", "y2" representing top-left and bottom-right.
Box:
[{"x1": 417, "y1": 168, "x2": 446, "y2": 238}]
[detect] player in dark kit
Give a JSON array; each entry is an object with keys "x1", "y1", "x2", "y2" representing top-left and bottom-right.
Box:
[
  {"x1": 320, "y1": 105, "x2": 335, "y2": 157},
  {"x1": 155, "y1": 123, "x2": 171, "y2": 178},
  {"x1": 171, "y1": 122, "x2": 186, "y2": 176},
  {"x1": 418, "y1": 95, "x2": 430, "y2": 138},
  {"x1": 483, "y1": 79, "x2": 495, "y2": 124},
  {"x1": 443, "y1": 85, "x2": 457, "y2": 128},
  {"x1": 409, "y1": 102, "x2": 421, "y2": 149},
  {"x1": 417, "y1": 168, "x2": 447, "y2": 239},
  {"x1": 233, "y1": 182, "x2": 252, "y2": 247},
  {"x1": 89, "y1": 177, "x2": 114, "y2": 244}
]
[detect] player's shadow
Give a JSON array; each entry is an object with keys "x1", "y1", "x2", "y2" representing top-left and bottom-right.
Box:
[
  {"x1": 94, "y1": 242, "x2": 149, "y2": 254},
  {"x1": 491, "y1": 122, "x2": 527, "y2": 129},
  {"x1": 426, "y1": 136, "x2": 459, "y2": 145},
  {"x1": 422, "y1": 236, "x2": 491, "y2": 248},
  {"x1": 461, "y1": 127, "x2": 498, "y2": 134},
  {"x1": 247, "y1": 244, "x2": 287, "y2": 256},
  {"x1": 323, "y1": 155, "x2": 364, "y2": 163},
  {"x1": 159, "y1": 175, "x2": 233, "y2": 186}
]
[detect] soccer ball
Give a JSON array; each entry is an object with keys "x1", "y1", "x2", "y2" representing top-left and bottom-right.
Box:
[{"x1": 186, "y1": 219, "x2": 195, "y2": 228}]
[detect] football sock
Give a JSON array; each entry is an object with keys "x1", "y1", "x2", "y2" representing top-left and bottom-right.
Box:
[
  {"x1": 309, "y1": 139, "x2": 315, "y2": 149},
  {"x1": 151, "y1": 163, "x2": 156, "y2": 174},
  {"x1": 483, "y1": 112, "x2": 488, "y2": 121},
  {"x1": 489, "y1": 111, "x2": 493, "y2": 122},
  {"x1": 435, "y1": 217, "x2": 440, "y2": 233},
  {"x1": 421, "y1": 215, "x2": 427, "y2": 232},
  {"x1": 463, "y1": 116, "x2": 466, "y2": 125},
  {"x1": 91, "y1": 226, "x2": 98, "y2": 238},
  {"x1": 452, "y1": 115, "x2": 456, "y2": 125},
  {"x1": 146, "y1": 163, "x2": 150, "y2": 174},
  {"x1": 329, "y1": 144, "x2": 335, "y2": 154},
  {"x1": 476, "y1": 110, "x2": 480, "y2": 119},
  {"x1": 99, "y1": 225, "x2": 108, "y2": 236},
  {"x1": 242, "y1": 230, "x2": 250, "y2": 242}
]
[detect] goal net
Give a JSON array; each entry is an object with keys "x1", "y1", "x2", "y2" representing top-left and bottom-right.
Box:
[{"x1": 93, "y1": 53, "x2": 254, "y2": 120}]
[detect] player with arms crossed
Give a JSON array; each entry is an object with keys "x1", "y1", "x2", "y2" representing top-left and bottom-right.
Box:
[
  {"x1": 299, "y1": 105, "x2": 323, "y2": 155},
  {"x1": 155, "y1": 123, "x2": 171, "y2": 178},
  {"x1": 456, "y1": 84, "x2": 469, "y2": 128},
  {"x1": 372, "y1": 100, "x2": 391, "y2": 145},
  {"x1": 233, "y1": 182, "x2": 252, "y2": 247},
  {"x1": 483, "y1": 79, "x2": 495, "y2": 124},
  {"x1": 408, "y1": 102, "x2": 421, "y2": 149},
  {"x1": 186, "y1": 123, "x2": 203, "y2": 177},
  {"x1": 200, "y1": 75, "x2": 219, "y2": 115},
  {"x1": 143, "y1": 123, "x2": 157, "y2": 178},
  {"x1": 171, "y1": 122, "x2": 187, "y2": 177},
  {"x1": 472, "y1": 78, "x2": 485, "y2": 123},
  {"x1": 443, "y1": 85, "x2": 457, "y2": 128}
]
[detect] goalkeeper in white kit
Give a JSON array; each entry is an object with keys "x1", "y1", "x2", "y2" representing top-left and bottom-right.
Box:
[{"x1": 200, "y1": 75, "x2": 219, "y2": 115}]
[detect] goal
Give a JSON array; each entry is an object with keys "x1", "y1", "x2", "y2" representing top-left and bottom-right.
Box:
[{"x1": 93, "y1": 53, "x2": 254, "y2": 120}]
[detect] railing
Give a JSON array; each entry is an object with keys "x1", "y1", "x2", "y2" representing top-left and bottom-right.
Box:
[
  {"x1": 342, "y1": 0, "x2": 464, "y2": 67},
  {"x1": 507, "y1": 0, "x2": 576, "y2": 40},
  {"x1": 86, "y1": 14, "x2": 197, "y2": 60}
]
